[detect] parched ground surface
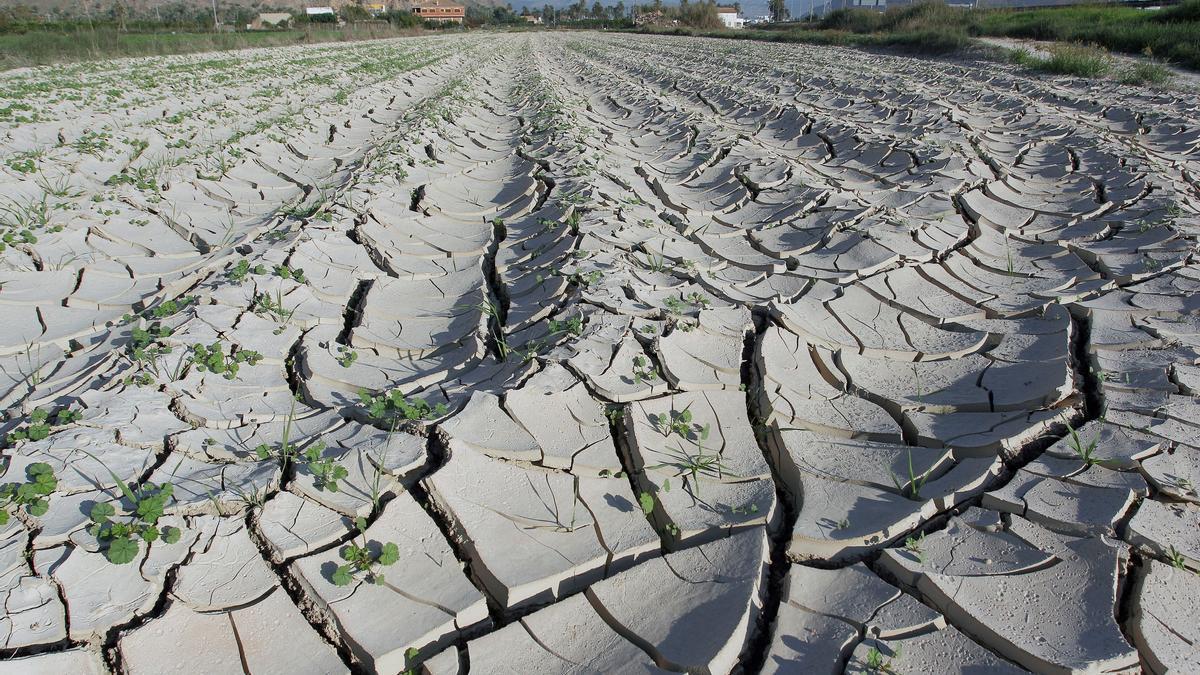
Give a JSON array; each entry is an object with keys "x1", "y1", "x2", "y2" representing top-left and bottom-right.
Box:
[{"x1": 0, "y1": 30, "x2": 1198, "y2": 674}]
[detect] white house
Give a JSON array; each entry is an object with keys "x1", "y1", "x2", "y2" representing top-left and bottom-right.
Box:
[
  {"x1": 716, "y1": 6, "x2": 746, "y2": 28},
  {"x1": 305, "y1": 7, "x2": 336, "y2": 17}
]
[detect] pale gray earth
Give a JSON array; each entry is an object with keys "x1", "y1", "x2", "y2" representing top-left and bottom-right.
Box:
[{"x1": 0, "y1": 30, "x2": 1197, "y2": 674}]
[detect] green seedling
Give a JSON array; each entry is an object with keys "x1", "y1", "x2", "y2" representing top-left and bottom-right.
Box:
[
  {"x1": 304, "y1": 442, "x2": 347, "y2": 492},
  {"x1": 337, "y1": 346, "x2": 358, "y2": 368},
  {"x1": 252, "y1": 289, "x2": 295, "y2": 331},
  {"x1": 632, "y1": 355, "x2": 659, "y2": 384},
  {"x1": 904, "y1": 533, "x2": 926, "y2": 563},
  {"x1": 663, "y1": 295, "x2": 686, "y2": 316},
  {"x1": 273, "y1": 264, "x2": 307, "y2": 284},
  {"x1": 646, "y1": 428, "x2": 731, "y2": 498},
  {"x1": 548, "y1": 314, "x2": 584, "y2": 336},
  {"x1": 1066, "y1": 422, "x2": 1104, "y2": 466},
  {"x1": 1168, "y1": 545, "x2": 1189, "y2": 571},
  {"x1": 332, "y1": 518, "x2": 400, "y2": 587},
  {"x1": 254, "y1": 399, "x2": 302, "y2": 468},
  {"x1": 891, "y1": 448, "x2": 928, "y2": 500},
  {"x1": 864, "y1": 645, "x2": 901, "y2": 673},
  {"x1": 227, "y1": 258, "x2": 267, "y2": 282},
  {"x1": 0, "y1": 462, "x2": 57, "y2": 524},
  {"x1": 653, "y1": 406, "x2": 701, "y2": 439}
]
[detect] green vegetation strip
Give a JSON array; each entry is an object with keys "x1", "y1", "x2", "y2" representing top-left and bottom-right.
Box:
[{"x1": 633, "y1": 1, "x2": 1200, "y2": 71}]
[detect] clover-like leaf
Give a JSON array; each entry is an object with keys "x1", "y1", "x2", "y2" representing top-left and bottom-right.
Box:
[
  {"x1": 105, "y1": 537, "x2": 139, "y2": 565},
  {"x1": 638, "y1": 491, "x2": 655, "y2": 516},
  {"x1": 378, "y1": 542, "x2": 400, "y2": 567},
  {"x1": 89, "y1": 502, "x2": 116, "y2": 524},
  {"x1": 162, "y1": 526, "x2": 182, "y2": 545},
  {"x1": 331, "y1": 565, "x2": 354, "y2": 587}
]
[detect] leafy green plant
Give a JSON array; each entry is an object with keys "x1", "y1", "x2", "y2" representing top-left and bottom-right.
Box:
[
  {"x1": 190, "y1": 341, "x2": 263, "y2": 380},
  {"x1": 360, "y1": 390, "x2": 448, "y2": 423},
  {"x1": 83, "y1": 452, "x2": 180, "y2": 564},
  {"x1": 252, "y1": 289, "x2": 295, "y2": 332},
  {"x1": 5, "y1": 407, "x2": 80, "y2": 445},
  {"x1": 547, "y1": 314, "x2": 583, "y2": 336},
  {"x1": 652, "y1": 407, "x2": 702, "y2": 439},
  {"x1": 0, "y1": 462, "x2": 57, "y2": 524},
  {"x1": 227, "y1": 258, "x2": 267, "y2": 282},
  {"x1": 337, "y1": 345, "x2": 358, "y2": 368},
  {"x1": 632, "y1": 355, "x2": 659, "y2": 384},
  {"x1": 303, "y1": 442, "x2": 348, "y2": 492},
  {"x1": 645, "y1": 427, "x2": 732, "y2": 498},
  {"x1": 273, "y1": 264, "x2": 307, "y2": 284},
  {"x1": 864, "y1": 645, "x2": 901, "y2": 673},
  {"x1": 331, "y1": 518, "x2": 400, "y2": 586}
]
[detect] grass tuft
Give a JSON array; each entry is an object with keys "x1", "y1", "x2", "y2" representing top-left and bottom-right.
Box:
[{"x1": 1010, "y1": 43, "x2": 1111, "y2": 77}]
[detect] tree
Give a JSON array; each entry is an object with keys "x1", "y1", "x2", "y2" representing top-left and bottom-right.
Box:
[
  {"x1": 615, "y1": 1, "x2": 627, "y2": 18},
  {"x1": 591, "y1": 1, "x2": 604, "y2": 18},
  {"x1": 769, "y1": 0, "x2": 788, "y2": 22}
]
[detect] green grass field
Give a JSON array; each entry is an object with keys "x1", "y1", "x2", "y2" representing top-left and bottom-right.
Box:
[{"x1": 973, "y1": 2, "x2": 1200, "y2": 69}]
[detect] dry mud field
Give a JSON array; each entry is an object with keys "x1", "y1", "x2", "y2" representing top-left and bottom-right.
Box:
[{"x1": 0, "y1": 30, "x2": 1197, "y2": 674}]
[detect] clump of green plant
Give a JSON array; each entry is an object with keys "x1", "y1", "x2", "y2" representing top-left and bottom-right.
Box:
[
  {"x1": 190, "y1": 341, "x2": 263, "y2": 380},
  {"x1": 252, "y1": 289, "x2": 295, "y2": 332},
  {"x1": 567, "y1": 269, "x2": 602, "y2": 288},
  {"x1": 303, "y1": 441, "x2": 349, "y2": 492},
  {"x1": 863, "y1": 645, "x2": 901, "y2": 673},
  {"x1": 1119, "y1": 60, "x2": 1173, "y2": 86},
  {"x1": 123, "y1": 295, "x2": 197, "y2": 324},
  {"x1": 547, "y1": 314, "x2": 583, "y2": 336},
  {"x1": 85, "y1": 454, "x2": 181, "y2": 564},
  {"x1": 254, "y1": 399, "x2": 303, "y2": 469},
  {"x1": 904, "y1": 532, "x2": 926, "y2": 563},
  {"x1": 337, "y1": 345, "x2": 358, "y2": 368},
  {"x1": 632, "y1": 355, "x2": 659, "y2": 384},
  {"x1": 0, "y1": 462, "x2": 57, "y2": 524},
  {"x1": 332, "y1": 517, "x2": 400, "y2": 586},
  {"x1": 273, "y1": 264, "x2": 307, "y2": 284},
  {"x1": 227, "y1": 258, "x2": 267, "y2": 282},
  {"x1": 1012, "y1": 43, "x2": 1111, "y2": 78},
  {"x1": 652, "y1": 406, "x2": 705, "y2": 439},
  {"x1": 360, "y1": 389, "x2": 448, "y2": 423},
  {"x1": 5, "y1": 407, "x2": 80, "y2": 445},
  {"x1": 645, "y1": 426, "x2": 733, "y2": 498},
  {"x1": 1065, "y1": 421, "x2": 1107, "y2": 466}
]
